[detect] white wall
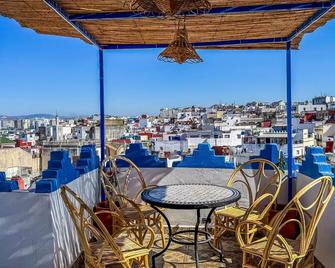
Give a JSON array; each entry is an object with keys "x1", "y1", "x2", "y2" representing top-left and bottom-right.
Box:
[{"x1": 0, "y1": 170, "x2": 100, "y2": 268}]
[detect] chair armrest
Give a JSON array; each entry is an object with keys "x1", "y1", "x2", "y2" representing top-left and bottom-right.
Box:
[
  {"x1": 243, "y1": 193, "x2": 273, "y2": 221},
  {"x1": 113, "y1": 224, "x2": 156, "y2": 249},
  {"x1": 117, "y1": 194, "x2": 146, "y2": 224},
  {"x1": 236, "y1": 220, "x2": 272, "y2": 248},
  {"x1": 94, "y1": 209, "x2": 127, "y2": 225},
  {"x1": 237, "y1": 220, "x2": 294, "y2": 261}
]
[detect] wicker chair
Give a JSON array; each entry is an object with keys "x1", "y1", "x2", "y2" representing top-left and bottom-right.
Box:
[
  {"x1": 236, "y1": 176, "x2": 334, "y2": 268},
  {"x1": 213, "y1": 159, "x2": 282, "y2": 247},
  {"x1": 60, "y1": 185, "x2": 155, "y2": 268},
  {"x1": 100, "y1": 155, "x2": 166, "y2": 247}
]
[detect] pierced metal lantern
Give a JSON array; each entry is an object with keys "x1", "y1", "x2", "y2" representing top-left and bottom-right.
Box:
[
  {"x1": 158, "y1": 21, "x2": 203, "y2": 64},
  {"x1": 128, "y1": 0, "x2": 211, "y2": 16}
]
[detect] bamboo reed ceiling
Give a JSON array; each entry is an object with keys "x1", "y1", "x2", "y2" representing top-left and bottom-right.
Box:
[{"x1": 0, "y1": 0, "x2": 334, "y2": 49}]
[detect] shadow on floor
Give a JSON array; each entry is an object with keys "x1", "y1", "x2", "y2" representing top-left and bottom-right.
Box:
[{"x1": 73, "y1": 228, "x2": 324, "y2": 267}]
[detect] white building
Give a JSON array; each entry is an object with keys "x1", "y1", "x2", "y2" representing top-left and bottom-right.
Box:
[
  {"x1": 153, "y1": 140, "x2": 188, "y2": 155},
  {"x1": 296, "y1": 103, "x2": 327, "y2": 113},
  {"x1": 160, "y1": 108, "x2": 180, "y2": 119},
  {"x1": 2, "y1": 120, "x2": 15, "y2": 129},
  {"x1": 186, "y1": 130, "x2": 244, "y2": 150},
  {"x1": 73, "y1": 126, "x2": 87, "y2": 140},
  {"x1": 22, "y1": 119, "x2": 31, "y2": 130},
  {"x1": 25, "y1": 133, "x2": 36, "y2": 146},
  {"x1": 312, "y1": 96, "x2": 335, "y2": 105},
  {"x1": 177, "y1": 112, "x2": 194, "y2": 121},
  {"x1": 52, "y1": 125, "x2": 72, "y2": 141},
  {"x1": 315, "y1": 124, "x2": 335, "y2": 148},
  {"x1": 139, "y1": 118, "x2": 152, "y2": 129}
]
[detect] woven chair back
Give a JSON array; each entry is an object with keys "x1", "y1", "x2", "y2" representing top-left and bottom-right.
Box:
[
  {"x1": 227, "y1": 158, "x2": 282, "y2": 219},
  {"x1": 269, "y1": 176, "x2": 334, "y2": 257},
  {"x1": 60, "y1": 185, "x2": 125, "y2": 266}
]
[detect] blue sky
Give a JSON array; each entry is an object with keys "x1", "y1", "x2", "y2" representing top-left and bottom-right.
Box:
[{"x1": 0, "y1": 16, "x2": 335, "y2": 116}]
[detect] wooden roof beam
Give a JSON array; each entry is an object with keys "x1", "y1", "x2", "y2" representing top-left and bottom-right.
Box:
[
  {"x1": 288, "y1": 0, "x2": 335, "y2": 41},
  {"x1": 101, "y1": 37, "x2": 288, "y2": 50},
  {"x1": 69, "y1": 2, "x2": 332, "y2": 21},
  {"x1": 43, "y1": 0, "x2": 100, "y2": 47}
]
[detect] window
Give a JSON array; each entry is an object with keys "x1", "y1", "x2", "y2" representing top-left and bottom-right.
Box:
[
  {"x1": 237, "y1": 134, "x2": 241, "y2": 139},
  {"x1": 224, "y1": 134, "x2": 230, "y2": 138}
]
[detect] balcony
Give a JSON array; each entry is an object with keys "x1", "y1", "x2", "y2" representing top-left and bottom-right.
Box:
[
  {"x1": 1, "y1": 0, "x2": 335, "y2": 267},
  {"x1": 0, "y1": 143, "x2": 334, "y2": 267}
]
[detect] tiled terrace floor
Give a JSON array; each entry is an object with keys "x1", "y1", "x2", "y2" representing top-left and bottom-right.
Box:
[
  {"x1": 74, "y1": 228, "x2": 326, "y2": 267},
  {"x1": 150, "y1": 229, "x2": 241, "y2": 268},
  {"x1": 74, "y1": 228, "x2": 242, "y2": 268}
]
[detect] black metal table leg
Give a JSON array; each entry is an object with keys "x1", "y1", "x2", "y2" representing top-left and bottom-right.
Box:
[
  {"x1": 151, "y1": 205, "x2": 172, "y2": 268},
  {"x1": 194, "y1": 209, "x2": 201, "y2": 268},
  {"x1": 205, "y1": 207, "x2": 224, "y2": 262},
  {"x1": 141, "y1": 184, "x2": 241, "y2": 268}
]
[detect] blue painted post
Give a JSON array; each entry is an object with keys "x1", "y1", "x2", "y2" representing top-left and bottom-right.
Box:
[
  {"x1": 99, "y1": 49, "x2": 105, "y2": 162},
  {"x1": 286, "y1": 42, "x2": 293, "y2": 201},
  {"x1": 99, "y1": 49, "x2": 106, "y2": 202}
]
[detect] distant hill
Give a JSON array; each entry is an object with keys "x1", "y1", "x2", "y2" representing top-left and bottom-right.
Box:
[
  {"x1": 0, "y1": 114, "x2": 56, "y2": 119},
  {"x1": 0, "y1": 114, "x2": 83, "y2": 120}
]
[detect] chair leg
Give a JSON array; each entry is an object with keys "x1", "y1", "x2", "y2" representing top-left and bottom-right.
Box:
[
  {"x1": 144, "y1": 255, "x2": 150, "y2": 268},
  {"x1": 242, "y1": 251, "x2": 248, "y2": 268},
  {"x1": 158, "y1": 216, "x2": 166, "y2": 248},
  {"x1": 213, "y1": 216, "x2": 222, "y2": 248},
  {"x1": 121, "y1": 261, "x2": 132, "y2": 268}
]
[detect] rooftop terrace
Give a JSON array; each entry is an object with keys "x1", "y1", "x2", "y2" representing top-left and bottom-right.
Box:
[{"x1": 1, "y1": 1, "x2": 335, "y2": 267}]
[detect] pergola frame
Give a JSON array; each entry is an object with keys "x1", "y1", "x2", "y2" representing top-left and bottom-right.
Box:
[{"x1": 41, "y1": 0, "x2": 335, "y2": 201}]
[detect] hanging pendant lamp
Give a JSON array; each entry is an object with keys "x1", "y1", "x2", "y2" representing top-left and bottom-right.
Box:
[{"x1": 158, "y1": 19, "x2": 203, "y2": 64}]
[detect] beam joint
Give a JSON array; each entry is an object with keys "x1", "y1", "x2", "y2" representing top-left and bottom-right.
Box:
[
  {"x1": 43, "y1": 0, "x2": 100, "y2": 47},
  {"x1": 288, "y1": 0, "x2": 335, "y2": 41}
]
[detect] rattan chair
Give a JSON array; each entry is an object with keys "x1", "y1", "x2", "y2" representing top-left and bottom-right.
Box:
[
  {"x1": 236, "y1": 176, "x2": 334, "y2": 268},
  {"x1": 213, "y1": 159, "x2": 282, "y2": 247},
  {"x1": 60, "y1": 185, "x2": 155, "y2": 268},
  {"x1": 100, "y1": 155, "x2": 166, "y2": 247}
]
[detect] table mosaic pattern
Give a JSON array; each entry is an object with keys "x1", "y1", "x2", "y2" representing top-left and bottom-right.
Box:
[{"x1": 142, "y1": 184, "x2": 240, "y2": 209}]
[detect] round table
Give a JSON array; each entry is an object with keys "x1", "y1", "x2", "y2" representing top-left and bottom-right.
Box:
[{"x1": 141, "y1": 183, "x2": 241, "y2": 268}]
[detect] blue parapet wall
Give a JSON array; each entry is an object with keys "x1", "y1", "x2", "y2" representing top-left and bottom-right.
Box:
[
  {"x1": 0, "y1": 172, "x2": 19, "y2": 192},
  {"x1": 250, "y1": 143, "x2": 279, "y2": 163},
  {"x1": 120, "y1": 143, "x2": 167, "y2": 168},
  {"x1": 299, "y1": 146, "x2": 334, "y2": 180},
  {"x1": 35, "y1": 146, "x2": 99, "y2": 193},
  {"x1": 173, "y1": 143, "x2": 235, "y2": 168},
  {"x1": 76, "y1": 144, "x2": 100, "y2": 174},
  {"x1": 250, "y1": 143, "x2": 299, "y2": 173},
  {"x1": 260, "y1": 143, "x2": 279, "y2": 163}
]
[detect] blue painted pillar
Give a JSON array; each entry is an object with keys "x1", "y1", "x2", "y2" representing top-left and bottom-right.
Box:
[
  {"x1": 99, "y1": 49, "x2": 105, "y2": 162},
  {"x1": 286, "y1": 42, "x2": 293, "y2": 201}
]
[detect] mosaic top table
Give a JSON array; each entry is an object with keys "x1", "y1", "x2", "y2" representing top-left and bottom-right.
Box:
[{"x1": 141, "y1": 183, "x2": 241, "y2": 268}]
